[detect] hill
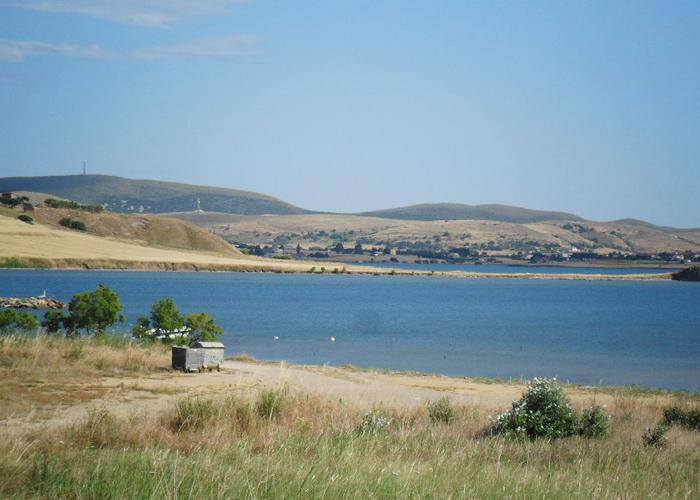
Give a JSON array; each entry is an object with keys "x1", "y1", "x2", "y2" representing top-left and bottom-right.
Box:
[
  {"x1": 174, "y1": 212, "x2": 700, "y2": 255},
  {"x1": 28, "y1": 206, "x2": 240, "y2": 255},
  {"x1": 0, "y1": 175, "x2": 308, "y2": 215},
  {"x1": 360, "y1": 203, "x2": 584, "y2": 223},
  {"x1": 0, "y1": 211, "x2": 354, "y2": 273}
]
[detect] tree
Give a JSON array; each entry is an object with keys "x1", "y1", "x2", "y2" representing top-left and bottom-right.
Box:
[
  {"x1": 150, "y1": 298, "x2": 183, "y2": 332},
  {"x1": 0, "y1": 310, "x2": 39, "y2": 333},
  {"x1": 131, "y1": 315, "x2": 151, "y2": 339},
  {"x1": 185, "y1": 313, "x2": 223, "y2": 345},
  {"x1": 15, "y1": 312, "x2": 39, "y2": 331},
  {"x1": 354, "y1": 243, "x2": 363, "y2": 255},
  {"x1": 41, "y1": 310, "x2": 68, "y2": 334},
  {"x1": 333, "y1": 242, "x2": 344, "y2": 253},
  {"x1": 67, "y1": 285, "x2": 123, "y2": 335}
]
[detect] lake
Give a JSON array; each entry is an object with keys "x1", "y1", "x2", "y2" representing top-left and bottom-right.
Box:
[{"x1": 1, "y1": 270, "x2": 698, "y2": 391}]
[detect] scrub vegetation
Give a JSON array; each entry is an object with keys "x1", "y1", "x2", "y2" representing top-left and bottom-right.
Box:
[{"x1": 0, "y1": 337, "x2": 698, "y2": 498}]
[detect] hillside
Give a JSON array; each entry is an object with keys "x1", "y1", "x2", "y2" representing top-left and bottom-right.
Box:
[
  {"x1": 0, "y1": 211, "x2": 352, "y2": 273},
  {"x1": 28, "y1": 206, "x2": 240, "y2": 255},
  {"x1": 0, "y1": 175, "x2": 308, "y2": 215},
  {"x1": 173, "y1": 212, "x2": 700, "y2": 255},
  {"x1": 360, "y1": 203, "x2": 583, "y2": 223}
]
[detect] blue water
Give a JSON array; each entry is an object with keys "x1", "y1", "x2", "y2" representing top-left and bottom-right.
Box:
[
  {"x1": 1, "y1": 270, "x2": 698, "y2": 391},
  {"x1": 361, "y1": 261, "x2": 678, "y2": 275}
]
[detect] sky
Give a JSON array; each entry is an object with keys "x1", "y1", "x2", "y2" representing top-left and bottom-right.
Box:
[{"x1": 0, "y1": 1, "x2": 698, "y2": 227}]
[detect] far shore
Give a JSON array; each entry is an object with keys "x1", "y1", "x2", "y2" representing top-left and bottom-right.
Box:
[{"x1": 0, "y1": 256, "x2": 675, "y2": 281}]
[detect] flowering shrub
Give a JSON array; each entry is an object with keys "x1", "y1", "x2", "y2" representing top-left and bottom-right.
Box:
[
  {"x1": 355, "y1": 411, "x2": 391, "y2": 435},
  {"x1": 489, "y1": 378, "x2": 579, "y2": 440}
]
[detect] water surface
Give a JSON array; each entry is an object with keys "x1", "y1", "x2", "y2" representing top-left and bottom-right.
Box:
[{"x1": 1, "y1": 270, "x2": 698, "y2": 391}]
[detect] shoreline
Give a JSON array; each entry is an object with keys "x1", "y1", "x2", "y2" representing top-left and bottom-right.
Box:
[
  {"x1": 0, "y1": 256, "x2": 674, "y2": 281},
  {"x1": 226, "y1": 356, "x2": 700, "y2": 398}
]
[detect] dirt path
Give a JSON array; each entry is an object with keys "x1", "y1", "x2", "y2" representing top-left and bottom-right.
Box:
[{"x1": 3, "y1": 361, "x2": 629, "y2": 434}]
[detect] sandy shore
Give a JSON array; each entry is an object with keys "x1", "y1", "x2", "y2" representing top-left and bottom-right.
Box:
[{"x1": 4, "y1": 359, "x2": 678, "y2": 434}]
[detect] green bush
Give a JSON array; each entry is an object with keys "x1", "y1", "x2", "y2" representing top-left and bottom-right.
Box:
[
  {"x1": 58, "y1": 217, "x2": 86, "y2": 231},
  {"x1": 642, "y1": 423, "x2": 669, "y2": 447},
  {"x1": 578, "y1": 405, "x2": 609, "y2": 438},
  {"x1": 256, "y1": 389, "x2": 286, "y2": 420},
  {"x1": 663, "y1": 405, "x2": 700, "y2": 431},
  {"x1": 428, "y1": 397, "x2": 455, "y2": 424},
  {"x1": 489, "y1": 378, "x2": 579, "y2": 440},
  {"x1": 0, "y1": 310, "x2": 39, "y2": 333},
  {"x1": 17, "y1": 214, "x2": 33, "y2": 224},
  {"x1": 355, "y1": 411, "x2": 391, "y2": 436},
  {"x1": 171, "y1": 397, "x2": 216, "y2": 431}
]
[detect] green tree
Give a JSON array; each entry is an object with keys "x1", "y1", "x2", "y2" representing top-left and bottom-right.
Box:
[
  {"x1": 67, "y1": 285, "x2": 124, "y2": 335},
  {"x1": 131, "y1": 315, "x2": 151, "y2": 339},
  {"x1": 0, "y1": 310, "x2": 16, "y2": 330},
  {"x1": 150, "y1": 298, "x2": 184, "y2": 332},
  {"x1": 15, "y1": 311, "x2": 39, "y2": 331},
  {"x1": 0, "y1": 310, "x2": 39, "y2": 333},
  {"x1": 354, "y1": 242, "x2": 363, "y2": 254},
  {"x1": 41, "y1": 310, "x2": 68, "y2": 334},
  {"x1": 185, "y1": 313, "x2": 223, "y2": 345}
]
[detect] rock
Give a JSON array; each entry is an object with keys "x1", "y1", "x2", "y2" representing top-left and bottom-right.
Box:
[{"x1": 0, "y1": 297, "x2": 66, "y2": 309}]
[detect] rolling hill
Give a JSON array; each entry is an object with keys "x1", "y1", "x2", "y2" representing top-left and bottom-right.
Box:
[
  {"x1": 360, "y1": 203, "x2": 583, "y2": 223},
  {"x1": 0, "y1": 175, "x2": 308, "y2": 215}
]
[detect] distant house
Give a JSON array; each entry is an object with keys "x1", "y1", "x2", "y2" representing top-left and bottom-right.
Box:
[
  {"x1": 1, "y1": 192, "x2": 17, "y2": 201},
  {"x1": 22, "y1": 202, "x2": 34, "y2": 212}
]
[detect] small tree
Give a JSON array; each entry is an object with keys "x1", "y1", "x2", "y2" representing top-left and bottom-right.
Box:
[
  {"x1": 131, "y1": 315, "x2": 151, "y2": 339},
  {"x1": 150, "y1": 298, "x2": 184, "y2": 333},
  {"x1": 185, "y1": 313, "x2": 223, "y2": 345},
  {"x1": 0, "y1": 310, "x2": 39, "y2": 333},
  {"x1": 42, "y1": 310, "x2": 69, "y2": 334},
  {"x1": 67, "y1": 285, "x2": 123, "y2": 335}
]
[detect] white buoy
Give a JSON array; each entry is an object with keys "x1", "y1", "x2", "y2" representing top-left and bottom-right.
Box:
[
  {"x1": 273, "y1": 336, "x2": 279, "y2": 340},
  {"x1": 329, "y1": 336, "x2": 336, "y2": 342}
]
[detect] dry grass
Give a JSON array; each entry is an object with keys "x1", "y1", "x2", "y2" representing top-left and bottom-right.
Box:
[
  {"x1": 30, "y1": 206, "x2": 240, "y2": 255},
  {"x1": 0, "y1": 335, "x2": 169, "y2": 420},
  {"x1": 1, "y1": 385, "x2": 698, "y2": 498},
  {"x1": 0, "y1": 338, "x2": 698, "y2": 498}
]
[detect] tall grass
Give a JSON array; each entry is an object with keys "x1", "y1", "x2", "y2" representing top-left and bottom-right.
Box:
[
  {"x1": 2, "y1": 386, "x2": 699, "y2": 498},
  {"x1": 0, "y1": 338, "x2": 698, "y2": 498}
]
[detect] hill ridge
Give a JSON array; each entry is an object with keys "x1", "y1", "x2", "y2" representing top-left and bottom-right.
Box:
[
  {"x1": 360, "y1": 202, "x2": 584, "y2": 224},
  {"x1": 0, "y1": 174, "x2": 309, "y2": 216}
]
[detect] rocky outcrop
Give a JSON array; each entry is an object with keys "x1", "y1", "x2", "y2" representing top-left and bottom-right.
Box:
[
  {"x1": 671, "y1": 266, "x2": 700, "y2": 282},
  {"x1": 0, "y1": 297, "x2": 65, "y2": 309}
]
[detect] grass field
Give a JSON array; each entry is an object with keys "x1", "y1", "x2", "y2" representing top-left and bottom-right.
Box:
[{"x1": 1, "y1": 336, "x2": 698, "y2": 498}]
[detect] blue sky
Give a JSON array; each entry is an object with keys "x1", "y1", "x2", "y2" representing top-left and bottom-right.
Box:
[{"x1": 0, "y1": 1, "x2": 698, "y2": 227}]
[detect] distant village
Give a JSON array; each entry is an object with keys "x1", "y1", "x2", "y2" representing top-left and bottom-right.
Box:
[{"x1": 230, "y1": 238, "x2": 700, "y2": 267}]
